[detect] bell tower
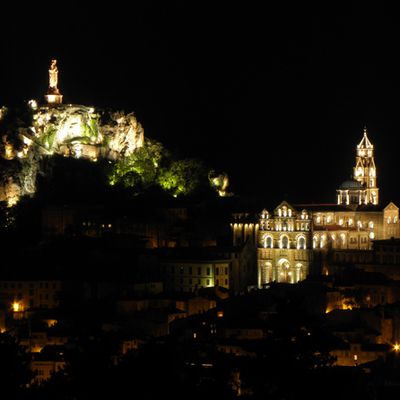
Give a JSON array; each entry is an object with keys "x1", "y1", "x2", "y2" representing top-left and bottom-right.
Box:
[{"x1": 353, "y1": 127, "x2": 378, "y2": 205}]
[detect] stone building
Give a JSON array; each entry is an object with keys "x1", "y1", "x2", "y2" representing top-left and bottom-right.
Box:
[
  {"x1": 257, "y1": 202, "x2": 313, "y2": 285},
  {"x1": 250, "y1": 128, "x2": 400, "y2": 286}
]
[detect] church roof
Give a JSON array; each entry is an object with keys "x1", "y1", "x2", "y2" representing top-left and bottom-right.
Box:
[{"x1": 339, "y1": 179, "x2": 364, "y2": 190}]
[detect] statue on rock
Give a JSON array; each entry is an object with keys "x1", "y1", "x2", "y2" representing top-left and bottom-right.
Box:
[{"x1": 45, "y1": 59, "x2": 63, "y2": 105}]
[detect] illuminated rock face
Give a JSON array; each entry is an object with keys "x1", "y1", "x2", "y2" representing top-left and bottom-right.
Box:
[
  {"x1": 32, "y1": 105, "x2": 144, "y2": 160},
  {"x1": 0, "y1": 103, "x2": 145, "y2": 206}
]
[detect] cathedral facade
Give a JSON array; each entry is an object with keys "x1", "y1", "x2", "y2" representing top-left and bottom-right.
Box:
[
  {"x1": 253, "y1": 128, "x2": 400, "y2": 287},
  {"x1": 257, "y1": 202, "x2": 313, "y2": 286}
]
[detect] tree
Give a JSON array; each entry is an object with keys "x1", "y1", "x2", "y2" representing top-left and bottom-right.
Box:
[
  {"x1": 109, "y1": 138, "x2": 166, "y2": 191},
  {"x1": 158, "y1": 158, "x2": 207, "y2": 197}
]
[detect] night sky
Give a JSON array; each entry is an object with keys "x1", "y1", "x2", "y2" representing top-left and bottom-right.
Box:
[{"x1": 1, "y1": 3, "x2": 400, "y2": 206}]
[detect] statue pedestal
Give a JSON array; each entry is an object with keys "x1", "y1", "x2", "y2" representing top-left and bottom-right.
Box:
[{"x1": 45, "y1": 93, "x2": 63, "y2": 105}]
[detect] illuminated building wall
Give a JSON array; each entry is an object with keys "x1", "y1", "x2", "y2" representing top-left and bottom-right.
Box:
[
  {"x1": 308, "y1": 202, "x2": 399, "y2": 251},
  {"x1": 257, "y1": 201, "x2": 313, "y2": 286},
  {"x1": 162, "y1": 260, "x2": 230, "y2": 292}
]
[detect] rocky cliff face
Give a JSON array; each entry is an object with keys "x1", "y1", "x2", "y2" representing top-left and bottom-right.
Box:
[{"x1": 0, "y1": 103, "x2": 145, "y2": 205}]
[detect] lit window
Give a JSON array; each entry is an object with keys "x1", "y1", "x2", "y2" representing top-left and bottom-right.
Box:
[
  {"x1": 297, "y1": 236, "x2": 306, "y2": 250},
  {"x1": 281, "y1": 235, "x2": 289, "y2": 249}
]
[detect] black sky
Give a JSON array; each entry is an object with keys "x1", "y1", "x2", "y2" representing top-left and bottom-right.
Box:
[{"x1": 1, "y1": 2, "x2": 400, "y2": 206}]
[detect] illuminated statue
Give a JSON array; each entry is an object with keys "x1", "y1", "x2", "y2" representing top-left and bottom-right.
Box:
[
  {"x1": 49, "y1": 60, "x2": 59, "y2": 91},
  {"x1": 45, "y1": 59, "x2": 63, "y2": 104}
]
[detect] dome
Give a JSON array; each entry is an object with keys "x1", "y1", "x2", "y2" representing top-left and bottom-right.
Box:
[{"x1": 339, "y1": 179, "x2": 364, "y2": 190}]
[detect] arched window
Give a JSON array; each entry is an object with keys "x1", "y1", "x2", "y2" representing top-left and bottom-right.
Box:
[
  {"x1": 265, "y1": 236, "x2": 273, "y2": 248},
  {"x1": 288, "y1": 209, "x2": 292, "y2": 217},
  {"x1": 313, "y1": 235, "x2": 319, "y2": 249},
  {"x1": 297, "y1": 236, "x2": 306, "y2": 250},
  {"x1": 281, "y1": 235, "x2": 289, "y2": 249}
]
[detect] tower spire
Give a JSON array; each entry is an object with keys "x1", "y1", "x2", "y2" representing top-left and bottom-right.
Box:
[
  {"x1": 337, "y1": 127, "x2": 379, "y2": 206},
  {"x1": 354, "y1": 127, "x2": 378, "y2": 204}
]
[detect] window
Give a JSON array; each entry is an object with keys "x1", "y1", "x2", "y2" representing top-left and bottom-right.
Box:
[
  {"x1": 216, "y1": 267, "x2": 219, "y2": 275},
  {"x1": 206, "y1": 268, "x2": 210, "y2": 276},
  {"x1": 216, "y1": 279, "x2": 219, "y2": 286},
  {"x1": 180, "y1": 267, "x2": 184, "y2": 274},
  {"x1": 225, "y1": 279, "x2": 228, "y2": 285},
  {"x1": 225, "y1": 267, "x2": 228, "y2": 275},
  {"x1": 297, "y1": 236, "x2": 306, "y2": 250},
  {"x1": 281, "y1": 236, "x2": 289, "y2": 249},
  {"x1": 206, "y1": 279, "x2": 210, "y2": 286}
]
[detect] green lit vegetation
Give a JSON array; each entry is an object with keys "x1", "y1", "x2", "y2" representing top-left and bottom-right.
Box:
[
  {"x1": 158, "y1": 159, "x2": 207, "y2": 197},
  {"x1": 109, "y1": 139, "x2": 208, "y2": 197}
]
